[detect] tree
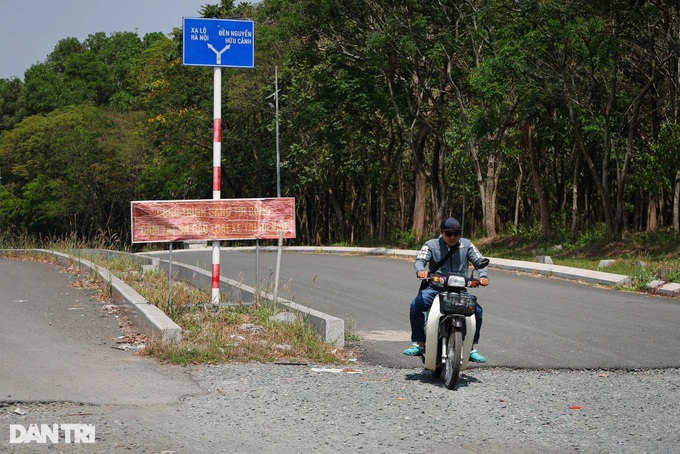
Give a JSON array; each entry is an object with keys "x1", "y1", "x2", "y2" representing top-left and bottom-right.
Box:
[
  {"x1": 21, "y1": 32, "x2": 149, "y2": 115},
  {"x1": 0, "y1": 105, "x2": 149, "y2": 240},
  {"x1": 0, "y1": 77, "x2": 26, "y2": 132},
  {"x1": 529, "y1": 0, "x2": 668, "y2": 239}
]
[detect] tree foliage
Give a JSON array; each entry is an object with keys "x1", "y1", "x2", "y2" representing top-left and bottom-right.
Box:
[{"x1": 0, "y1": 0, "x2": 679, "y2": 246}]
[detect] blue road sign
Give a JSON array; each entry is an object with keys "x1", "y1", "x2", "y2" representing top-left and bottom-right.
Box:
[{"x1": 183, "y1": 18, "x2": 255, "y2": 68}]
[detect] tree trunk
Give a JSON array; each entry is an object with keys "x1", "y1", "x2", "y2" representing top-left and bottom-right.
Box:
[
  {"x1": 430, "y1": 133, "x2": 446, "y2": 232},
  {"x1": 647, "y1": 192, "x2": 658, "y2": 232},
  {"x1": 411, "y1": 126, "x2": 430, "y2": 241},
  {"x1": 565, "y1": 90, "x2": 618, "y2": 239},
  {"x1": 378, "y1": 119, "x2": 396, "y2": 242},
  {"x1": 527, "y1": 122, "x2": 552, "y2": 241},
  {"x1": 385, "y1": 75, "x2": 432, "y2": 242},
  {"x1": 674, "y1": 169, "x2": 680, "y2": 232},
  {"x1": 571, "y1": 156, "x2": 579, "y2": 236},
  {"x1": 619, "y1": 67, "x2": 655, "y2": 234},
  {"x1": 482, "y1": 150, "x2": 504, "y2": 238},
  {"x1": 514, "y1": 158, "x2": 523, "y2": 227},
  {"x1": 413, "y1": 166, "x2": 428, "y2": 241}
]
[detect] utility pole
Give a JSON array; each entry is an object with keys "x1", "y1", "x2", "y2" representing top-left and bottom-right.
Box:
[
  {"x1": 263, "y1": 68, "x2": 284, "y2": 303},
  {"x1": 266, "y1": 67, "x2": 281, "y2": 197},
  {"x1": 273, "y1": 66, "x2": 283, "y2": 306},
  {"x1": 275, "y1": 66, "x2": 281, "y2": 198}
]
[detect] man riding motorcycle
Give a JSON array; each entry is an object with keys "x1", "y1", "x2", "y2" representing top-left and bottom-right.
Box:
[{"x1": 404, "y1": 217, "x2": 490, "y2": 362}]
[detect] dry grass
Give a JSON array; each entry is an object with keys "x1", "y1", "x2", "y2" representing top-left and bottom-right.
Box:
[{"x1": 87, "y1": 254, "x2": 355, "y2": 365}]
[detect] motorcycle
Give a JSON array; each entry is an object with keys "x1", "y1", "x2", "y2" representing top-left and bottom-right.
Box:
[{"x1": 421, "y1": 258, "x2": 489, "y2": 389}]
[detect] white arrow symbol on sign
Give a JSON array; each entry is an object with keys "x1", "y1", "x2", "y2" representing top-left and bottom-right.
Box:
[{"x1": 207, "y1": 43, "x2": 231, "y2": 64}]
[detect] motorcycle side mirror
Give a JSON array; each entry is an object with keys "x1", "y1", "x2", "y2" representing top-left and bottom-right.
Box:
[{"x1": 476, "y1": 258, "x2": 490, "y2": 269}]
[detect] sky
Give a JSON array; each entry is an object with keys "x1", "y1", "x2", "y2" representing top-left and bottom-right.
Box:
[{"x1": 0, "y1": 0, "x2": 214, "y2": 80}]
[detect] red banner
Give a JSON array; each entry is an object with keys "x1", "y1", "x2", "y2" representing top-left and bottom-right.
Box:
[{"x1": 131, "y1": 198, "x2": 296, "y2": 243}]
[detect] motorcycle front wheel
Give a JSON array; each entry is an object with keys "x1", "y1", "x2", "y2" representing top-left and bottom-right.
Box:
[{"x1": 443, "y1": 329, "x2": 462, "y2": 390}]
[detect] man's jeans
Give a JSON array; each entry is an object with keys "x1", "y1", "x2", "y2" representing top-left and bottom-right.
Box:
[{"x1": 409, "y1": 287, "x2": 483, "y2": 344}]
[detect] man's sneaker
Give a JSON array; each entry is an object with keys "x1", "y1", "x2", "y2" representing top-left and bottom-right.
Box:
[
  {"x1": 403, "y1": 344, "x2": 425, "y2": 356},
  {"x1": 469, "y1": 349, "x2": 486, "y2": 363}
]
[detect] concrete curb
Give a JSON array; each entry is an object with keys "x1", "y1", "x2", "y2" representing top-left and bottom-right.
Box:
[
  {"x1": 1, "y1": 249, "x2": 182, "y2": 343},
  {"x1": 488, "y1": 257, "x2": 632, "y2": 286},
  {"x1": 646, "y1": 280, "x2": 680, "y2": 297},
  {"x1": 79, "y1": 249, "x2": 343, "y2": 346},
  {"x1": 139, "y1": 254, "x2": 345, "y2": 347}
]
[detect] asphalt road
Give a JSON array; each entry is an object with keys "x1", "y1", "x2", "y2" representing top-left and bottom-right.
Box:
[
  {"x1": 0, "y1": 258, "x2": 201, "y2": 405},
  {"x1": 157, "y1": 248, "x2": 680, "y2": 370}
]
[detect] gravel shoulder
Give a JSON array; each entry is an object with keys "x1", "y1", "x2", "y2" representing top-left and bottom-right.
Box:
[{"x1": 3, "y1": 363, "x2": 679, "y2": 453}]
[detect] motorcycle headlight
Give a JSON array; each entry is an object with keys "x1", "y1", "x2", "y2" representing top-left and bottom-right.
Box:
[{"x1": 446, "y1": 275, "x2": 466, "y2": 287}]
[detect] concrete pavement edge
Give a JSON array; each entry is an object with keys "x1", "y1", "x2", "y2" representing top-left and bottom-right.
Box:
[{"x1": 0, "y1": 249, "x2": 183, "y2": 343}]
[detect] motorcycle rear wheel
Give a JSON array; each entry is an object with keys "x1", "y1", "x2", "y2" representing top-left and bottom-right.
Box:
[{"x1": 443, "y1": 329, "x2": 462, "y2": 389}]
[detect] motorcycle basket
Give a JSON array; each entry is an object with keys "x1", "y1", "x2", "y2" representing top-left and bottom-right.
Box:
[{"x1": 439, "y1": 292, "x2": 477, "y2": 316}]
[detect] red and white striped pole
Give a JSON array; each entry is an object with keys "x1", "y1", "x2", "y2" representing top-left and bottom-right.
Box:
[{"x1": 212, "y1": 67, "x2": 222, "y2": 306}]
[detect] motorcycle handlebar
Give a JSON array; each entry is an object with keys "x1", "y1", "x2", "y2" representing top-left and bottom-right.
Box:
[{"x1": 419, "y1": 273, "x2": 482, "y2": 288}]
